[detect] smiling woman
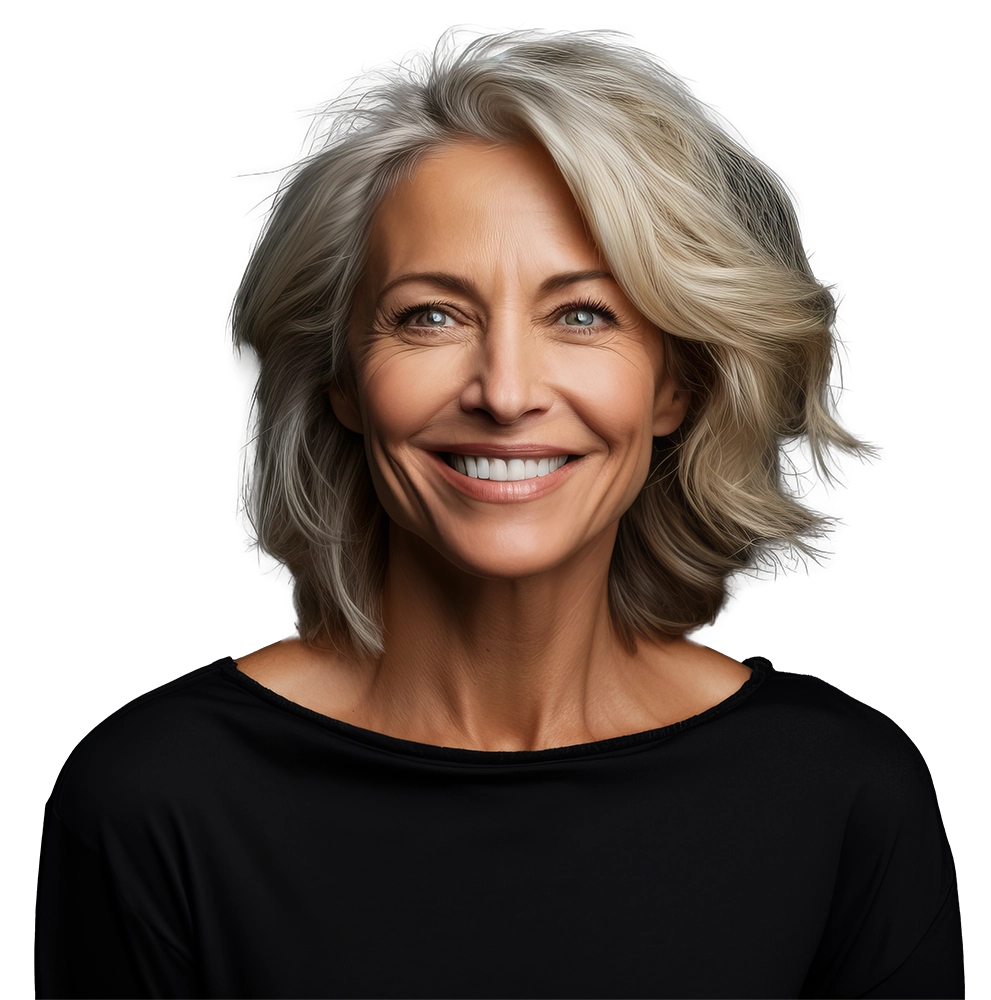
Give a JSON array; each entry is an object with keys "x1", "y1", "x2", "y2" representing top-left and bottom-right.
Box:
[
  {"x1": 334, "y1": 140, "x2": 687, "y2": 593},
  {"x1": 36, "y1": 30, "x2": 963, "y2": 1000},
  {"x1": 233, "y1": 38, "x2": 856, "y2": 662}
]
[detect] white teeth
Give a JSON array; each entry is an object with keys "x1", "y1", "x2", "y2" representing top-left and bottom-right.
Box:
[{"x1": 446, "y1": 454, "x2": 570, "y2": 480}]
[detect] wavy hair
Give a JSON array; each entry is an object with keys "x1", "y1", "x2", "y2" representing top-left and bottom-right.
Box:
[{"x1": 232, "y1": 30, "x2": 868, "y2": 655}]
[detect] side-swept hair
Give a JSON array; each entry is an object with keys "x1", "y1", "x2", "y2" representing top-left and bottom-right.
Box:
[{"x1": 233, "y1": 30, "x2": 867, "y2": 656}]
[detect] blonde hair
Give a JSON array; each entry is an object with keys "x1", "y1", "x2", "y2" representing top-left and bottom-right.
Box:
[{"x1": 233, "y1": 30, "x2": 867, "y2": 655}]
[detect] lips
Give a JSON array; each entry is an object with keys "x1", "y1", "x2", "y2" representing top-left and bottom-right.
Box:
[{"x1": 428, "y1": 449, "x2": 580, "y2": 502}]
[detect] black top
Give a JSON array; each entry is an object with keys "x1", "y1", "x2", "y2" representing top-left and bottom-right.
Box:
[{"x1": 35, "y1": 656, "x2": 963, "y2": 999}]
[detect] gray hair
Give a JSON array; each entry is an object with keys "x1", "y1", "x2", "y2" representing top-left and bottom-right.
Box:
[{"x1": 232, "y1": 30, "x2": 867, "y2": 655}]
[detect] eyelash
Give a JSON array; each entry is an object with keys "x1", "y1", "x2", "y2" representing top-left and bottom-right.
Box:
[
  {"x1": 384, "y1": 300, "x2": 452, "y2": 329},
  {"x1": 383, "y1": 298, "x2": 620, "y2": 331},
  {"x1": 553, "y1": 298, "x2": 619, "y2": 327}
]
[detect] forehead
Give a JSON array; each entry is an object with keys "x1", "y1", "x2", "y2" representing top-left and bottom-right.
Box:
[{"x1": 365, "y1": 140, "x2": 602, "y2": 281}]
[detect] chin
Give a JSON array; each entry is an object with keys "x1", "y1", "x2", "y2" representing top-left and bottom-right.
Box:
[
  {"x1": 428, "y1": 524, "x2": 600, "y2": 582},
  {"x1": 448, "y1": 554, "x2": 566, "y2": 581}
]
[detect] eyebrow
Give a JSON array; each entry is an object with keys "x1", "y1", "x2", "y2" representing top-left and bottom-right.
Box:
[
  {"x1": 539, "y1": 269, "x2": 614, "y2": 293},
  {"x1": 374, "y1": 269, "x2": 615, "y2": 307}
]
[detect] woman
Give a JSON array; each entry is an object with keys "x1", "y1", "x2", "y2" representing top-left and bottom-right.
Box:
[{"x1": 35, "y1": 31, "x2": 963, "y2": 998}]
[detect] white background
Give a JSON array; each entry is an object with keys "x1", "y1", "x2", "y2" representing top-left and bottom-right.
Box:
[{"x1": 4, "y1": 0, "x2": 986, "y2": 994}]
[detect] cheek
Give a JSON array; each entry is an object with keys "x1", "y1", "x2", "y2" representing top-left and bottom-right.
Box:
[
  {"x1": 565, "y1": 352, "x2": 658, "y2": 448},
  {"x1": 359, "y1": 348, "x2": 455, "y2": 440}
]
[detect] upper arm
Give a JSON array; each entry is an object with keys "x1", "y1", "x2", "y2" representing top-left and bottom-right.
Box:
[
  {"x1": 800, "y1": 727, "x2": 963, "y2": 998},
  {"x1": 36, "y1": 802, "x2": 201, "y2": 999}
]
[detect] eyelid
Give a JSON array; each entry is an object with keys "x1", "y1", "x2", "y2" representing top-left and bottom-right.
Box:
[
  {"x1": 410, "y1": 306, "x2": 455, "y2": 327},
  {"x1": 382, "y1": 300, "x2": 461, "y2": 329},
  {"x1": 550, "y1": 298, "x2": 620, "y2": 326},
  {"x1": 379, "y1": 296, "x2": 620, "y2": 331}
]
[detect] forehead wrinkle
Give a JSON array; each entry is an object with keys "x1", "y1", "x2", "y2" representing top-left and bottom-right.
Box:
[{"x1": 363, "y1": 141, "x2": 619, "y2": 323}]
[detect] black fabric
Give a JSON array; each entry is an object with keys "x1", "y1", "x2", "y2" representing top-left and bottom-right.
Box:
[{"x1": 35, "y1": 657, "x2": 964, "y2": 999}]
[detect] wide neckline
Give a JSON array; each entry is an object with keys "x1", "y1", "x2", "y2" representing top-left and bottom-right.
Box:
[{"x1": 219, "y1": 655, "x2": 773, "y2": 766}]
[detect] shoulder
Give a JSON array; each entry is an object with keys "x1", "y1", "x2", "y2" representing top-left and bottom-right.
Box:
[
  {"x1": 48, "y1": 657, "x2": 248, "y2": 846},
  {"x1": 647, "y1": 639, "x2": 754, "y2": 717},
  {"x1": 756, "y1": 669, "x2": 963, "y2": 996},
  {"x1": 753, "y1": 663, "x2": 923, "y2": 753},
  {"x1": 746, "y1": 663, "x2": 944, "y2": 823},
  {"x1": 675, "y1": 646, "x2": 755, "y2": 728},
  {"x1": 232, "y1": 636, "x2": 312, "y2": 683},
  {"x1": 651, "y1": 639, "x2": 928, "y2": 785},
  {"x1": 233, "y1": 637, "x2": 371, "y2": 719}
]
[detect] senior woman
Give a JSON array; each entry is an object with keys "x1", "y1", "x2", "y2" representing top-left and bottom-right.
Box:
[{"x1": 36, "y1": 31, "x2": 963, "y2": 999}]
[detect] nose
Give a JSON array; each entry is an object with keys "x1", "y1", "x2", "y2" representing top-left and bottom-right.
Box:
[{"x1": 458, "y1": 313, "x2": 552, "y2": 424}]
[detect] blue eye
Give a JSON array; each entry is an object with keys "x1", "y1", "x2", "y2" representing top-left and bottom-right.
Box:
[
  {"x1": 563, "y1": 308, "x2": 597, "y2": 327},
  {"x1": 410, "y1": 308, "x2": 453, "y2": 327}
]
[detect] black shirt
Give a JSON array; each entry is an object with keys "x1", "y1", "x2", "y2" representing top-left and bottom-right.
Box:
[{"x1": 35, "y1": 656, "x2": 963, "y2": 998}]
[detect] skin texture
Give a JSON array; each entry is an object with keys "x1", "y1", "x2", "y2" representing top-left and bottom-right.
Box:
[{"x1": 238, "y1": 140, "x2": 751, "y2": 751}]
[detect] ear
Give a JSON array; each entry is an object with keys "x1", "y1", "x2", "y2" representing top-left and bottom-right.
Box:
[
  {"x1": 652, "y1": 373, "x2": 690, "y2": 437},
  {"x1": 329, "y1": 378, "x2": 363, "y2": 434}
]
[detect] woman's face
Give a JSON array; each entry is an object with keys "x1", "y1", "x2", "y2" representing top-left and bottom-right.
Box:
[{"x1": 334, "y1": 140, "x2": 688, "y2": 579}]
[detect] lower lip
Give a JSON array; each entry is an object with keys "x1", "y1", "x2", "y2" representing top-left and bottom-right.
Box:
[{"x1": 431, "y1": 453, "x2": 580, "y2": 502}]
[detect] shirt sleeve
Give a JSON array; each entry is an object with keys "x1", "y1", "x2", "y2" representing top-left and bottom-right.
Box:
[
  {"x1": 799, "y1": 730, "x2": 964, "y2": 998},
  {"x1": 35, "y1": 801, "x2": 199, "y2": 999},
  {"x1": 858, "y1": 881, "x2": 964, "y2": 998}
]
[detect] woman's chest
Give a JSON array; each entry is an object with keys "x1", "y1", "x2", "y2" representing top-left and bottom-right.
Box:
[{"x1": 177, "y1": 761, "x2": 845, "y2": 998}]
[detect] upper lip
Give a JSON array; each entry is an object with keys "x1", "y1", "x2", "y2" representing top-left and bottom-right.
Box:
[{"x1": 433, "y1": 443, "x2": 577, "y2": 458}]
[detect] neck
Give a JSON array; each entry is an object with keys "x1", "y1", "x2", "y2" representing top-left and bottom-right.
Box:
[{"x1": 356, "y1": 524, "x2": 669, "y2": 750}]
